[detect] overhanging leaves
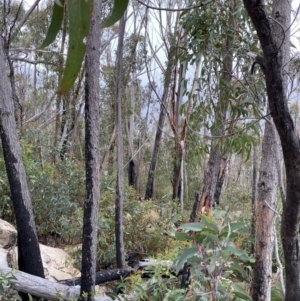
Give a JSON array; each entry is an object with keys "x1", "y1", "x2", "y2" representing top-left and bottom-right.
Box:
[
  {"x1": 101, "y1": 0, "x2": 129, "y2": 28},
  {"x1": 40, "y1": 0, "x2": 65, "y2": 48},
  {"x1": 58, "y1": 0, "x2": 93, "y2": 95},
  {"x1": 40, "y1": 0, "x2": 129, "y2": 95}
]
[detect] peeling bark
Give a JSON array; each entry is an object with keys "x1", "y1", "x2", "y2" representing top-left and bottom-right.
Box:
[
  {"x1": 242, "y1": 1, "x2": 300, "y2": 300},
  {"x1": 252, "y1": 117, "x2": 278, "y2": 301}
]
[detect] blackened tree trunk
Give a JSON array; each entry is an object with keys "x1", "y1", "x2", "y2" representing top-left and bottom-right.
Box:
[
  {"x1": 213, "y1": 156, "x2": 228, "y2": 206},
  {"x1": 242, "y1": 1, "x2": 299, "y2": 300},
  {"x1": 251, "y1": 145, "x2": 258, "y2": 253},
  {"x1": 54, "y1": 7, "x2": 67, "y2": 162},
  {"x1": 0, "y1": 38, "x2": 45, "y2": 301},
  {"x1": 252, "y1": 116, "x2": 278, "y2": 301},
  {"x1": 115, "y1": 14, "x2": 127, "y2": 269},
  {"x1": 128, "y1": 79, "x2": 136, "y2": 187},
  {"x1": 80, "y1": 1, "x2": 102, "y2": 300}
]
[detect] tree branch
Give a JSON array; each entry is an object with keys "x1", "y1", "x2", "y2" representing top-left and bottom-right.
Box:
[
  {"x1": 136, "y1": 0, "x2": 213, "y2": 12},
  {"x1": 13, "y1": 0, "x2": 41, "y2": 33}
]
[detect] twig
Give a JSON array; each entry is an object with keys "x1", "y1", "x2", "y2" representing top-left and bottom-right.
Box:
[
  {"x1": 136, "y1": 0, "x2": 213, "y2": 12},
  {"x1": 13, "y1": 0, "x2": 41, "y2": 33},
  {"x1": 263, "y1": 200, "x2": 280, "y2": 216},
  {"x1": 187, "y1": 113, "x2": 270, "y2": 139}
]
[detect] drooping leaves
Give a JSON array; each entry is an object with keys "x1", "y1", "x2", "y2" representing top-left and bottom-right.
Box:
[
  {"x1": 41, "y1": 0, "x2": 129, "y2": 95},
  {"x1": 101, "y1": 0, "x2": 129, "y2": 28},
  {"x1": 58, "y1": 0, "x2": 93, "y2": 95},
  {"x1": 40, "y1": 0, "x2": 65, "y2": 48}
]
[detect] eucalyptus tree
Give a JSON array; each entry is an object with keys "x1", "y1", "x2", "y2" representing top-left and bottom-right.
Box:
[
  {"x1": 123, "y1": 30, "x2": 148, "y2": 188},
  {"x1": 242, "y1": 1, "x2": 300, "y2": 299},
  {"x1": 180, "y1": 0, "x2": 260, "y2": 216},
  {"x1": 144, "y1": 1, "x2": 182, "y2": 200},
  {"x1": 179, "y1": 0, "x2": 263, "y2": 291}
]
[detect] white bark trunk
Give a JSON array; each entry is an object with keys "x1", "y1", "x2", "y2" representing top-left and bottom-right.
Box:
[{"x1": 0, "y1": 267, "x2": 112, "y2": 301}]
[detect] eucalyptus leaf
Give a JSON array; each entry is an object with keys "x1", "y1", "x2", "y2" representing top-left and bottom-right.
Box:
[
  {"x1": 179, "y1": 222, "x2": 204, "y2": 232},
  {"x1": 101, "y1": 0, "x2": 129, "y2": 28},
  {"x1": 59, "y1": 0, "x2": 93, "y2": 95},
  {"x1": 174, "y1": 245, "x2": 198, "y2": 274},
  {"x1": 40, "y1": 0, "x2": 65, "y2": 48},
  {"x1": 175, "y1": 232, "x2": 193, "y2": 241},
  {"x1": 232, "y1": 283, "x2": 251, "y2": 300}
]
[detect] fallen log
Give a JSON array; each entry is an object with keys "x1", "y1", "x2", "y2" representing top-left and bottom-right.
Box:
[
  {"x1": 0, "y1": 259, "x2": 179, "y2": 300},
  {"x1": 59, "y1": 268, "x2": 133, "y2": 286},
  {"x1": 0, "y1": 266, "x2": 113, "y2": 301},
  {"x1": 59, "y1": 259, "x2": 178, "y2": 286}
]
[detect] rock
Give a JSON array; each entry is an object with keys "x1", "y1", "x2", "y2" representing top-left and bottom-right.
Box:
[
  {"x1": 0, "y1": 249, "x2": 9, "y2": 268},
  {"x1": 0, "y1": 219, "x2": 17, "y2": 249},
  {"x1": 0, "y1": 219, "x2": 80, "y2": 281},
  {"x1": 8, "y1": 244, "x2": 81, "y2": 281}
]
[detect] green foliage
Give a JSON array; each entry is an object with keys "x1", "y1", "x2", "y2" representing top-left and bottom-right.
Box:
[
  {"x1": 20, "y1": 136, "x2": 85, "y2": 244},
  {"x1": 174, "y1": 210, "x2": 254, "y2": 301},
  {"x1": 40, "y1": 0, "x2": 65, "y2": 48},
  {"x1": 271, "y1": 281, "x2": 285, "y2": 301},
  {"x1": 96, "y1": 186, "x2": 182, "y2": 266},
  {"x1": 41, "y1": 0, "x2": 129, "y2": 95},
  {"x1": 101, "y1": 0, "x2": 129, "y2": 28},
  {"x1": 119, "y1": 264, "x2": 183, "y2": 301},
  {"x1": 0, "y1": 271, "x2": 21, "y2": 301},
  {"x1": 59, "y1": 0, "x2": 93, "y2": 95}
]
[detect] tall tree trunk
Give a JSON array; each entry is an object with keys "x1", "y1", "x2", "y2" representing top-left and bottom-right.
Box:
[
  {"x1": 54, "y1": 6, "x2": 67, "y2": 162},
  {"x1": 135, "y1": 86, "x2": 151, "y2": 193},
  {"x1": 0, "y1": 38, "x2": 45, "y2": 301},
  {"x1": 242, "y1": 1, "x2": 298, "y2": 300},
  {"x1": 144, "y1": 44, "x2": 176, "y2": 200},
  {"x1": 252, "y1": 116, "x2": 278, "y2": 301},
  {"x1": 172, "y1": 62, "x2": 187, "y2": 201},
  {"x1": 100, "y1": 126, "x2": 116, "y2": 175},
  {"x1": 251, "y1": 145, "x2": 258, "y2": 253},
  {"x1": 128, "y1": 80, "x2": 136, "y2": 187},
  {"x1": 115, "y1": 14, "x2": 126, "y2": 269},
  {"x1": 80, "y1": 1, "x2": 102, "y2": 300}
]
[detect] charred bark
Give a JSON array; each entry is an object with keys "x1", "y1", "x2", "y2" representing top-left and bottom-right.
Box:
[
  {"x1": 128, "y1": 158, "x2": 135, "y2": 187},
  {"x1": 80, "y1": 1, "x2": 102, "y2": 300},
  {"x1": 213, "y1": 156, "x2": 228, "y2": 206},
  {"x1": 60, "y1": 269, "x2": 132, "y2": 286},
  {"x1": 0, "y1": 38, "x2": 45, "y2": 301},
  {"x1": 115, "y1": 14, "x2": 127, "y2": 269}
]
